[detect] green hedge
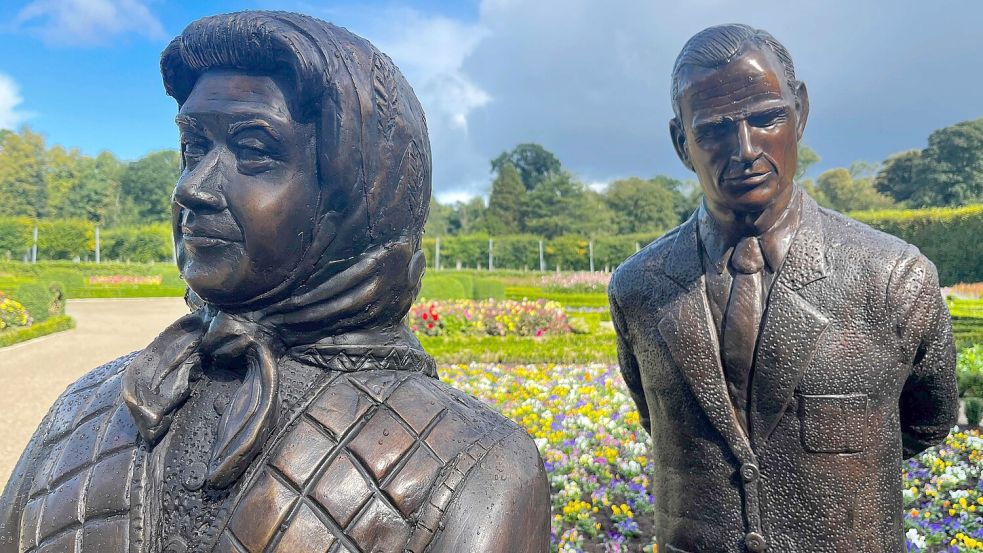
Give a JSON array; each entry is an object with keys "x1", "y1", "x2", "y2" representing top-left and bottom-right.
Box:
[
  {"x1": 418, "y1": 273, "x2": 507, "y2": 301},
  {"x1": 0, "y1": 315, "x2": 75, "y2": 348},
  {"x1": 0, "y1": 218, "x2": 173, "y2": 262},
  {"x1": 852, "y1": 204, "x2": 983, "y2": 285},
  {"x1": 102, "y1": 224, "x2": 172, "y2": 262},
  {"x1": 423, "y1": 232, "x2": 661, "y2": 272}
]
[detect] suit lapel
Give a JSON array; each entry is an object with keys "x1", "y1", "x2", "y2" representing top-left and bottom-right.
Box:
[
  {"x1": 659, "y1": 214, "x2": 755, "y2": 463},
  {"x1": 750, "y1": 196, "x2": 830, "y2": 448}
]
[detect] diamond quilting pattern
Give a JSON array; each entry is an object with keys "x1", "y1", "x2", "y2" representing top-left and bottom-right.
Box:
[
  {"x1": 382, "y1": 445, "x2": 442, "y2": 517},
  {"x1": 16, "y1": 356, "x2": 146, "y2": 553},
  {"x1": 347, "y1": 497, "x2": 411, "y2": 553},
  {"x1": 271, "y1": 418, "x2": 336, "y2": 486},
  {"x1": 220, "y1": 370, "x2": 513, "y2": 553},
  {"x1": 306, "y1": 379, "x2": 371, "y2": 438},
  {"x1": 271, "y1": 502, "x2": 336, "y2": 553},
  {"x1": 346, "y1": 408, "x2": 415, "y2": 481},
  {"x1": 311, "y1": 453, "x2": 373, "y2": 527}
]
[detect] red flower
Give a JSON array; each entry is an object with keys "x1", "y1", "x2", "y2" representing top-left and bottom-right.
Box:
[
  {"x1": 422, "y1": 312, "x2": 428, "y2": 320},
  {"x1": 427, "y1": 322, "x2": 434, "y2": 329}
]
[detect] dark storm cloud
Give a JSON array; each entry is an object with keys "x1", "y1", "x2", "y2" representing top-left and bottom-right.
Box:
[{"x1": 427, "y1": 0, "x2": 982, "y2": 198}]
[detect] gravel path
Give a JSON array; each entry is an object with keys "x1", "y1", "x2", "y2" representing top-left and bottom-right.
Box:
[{"x1": 0, "y1": 298, "x2": 187, "y2": 488}]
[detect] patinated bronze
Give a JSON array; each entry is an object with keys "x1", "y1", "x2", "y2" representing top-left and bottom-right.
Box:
[
  {"x1": 609, "y1": 24, "x2": 959, "y2": 552},
  {"x1": 0, "y1": 11, "x2": 550, "y2": 553}
]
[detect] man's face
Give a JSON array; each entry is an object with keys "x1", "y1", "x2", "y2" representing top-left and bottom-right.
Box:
[
  {"x1": 173, "y1": 69, "x2": 318, "y2": 305},
  {"x1": 671, "y1": 45, "x2": 807, "y2": 217}
]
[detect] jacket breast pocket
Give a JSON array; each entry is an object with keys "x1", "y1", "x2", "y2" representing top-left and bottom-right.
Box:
[{"x1": 798, "y1": 393, "x2": 868, "y2": 453}]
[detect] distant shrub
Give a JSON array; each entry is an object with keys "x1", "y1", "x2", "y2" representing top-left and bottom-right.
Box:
[
  {"x1": 14, "y1": 282, "x2": 55, "y2": 323},
  {"x1": 852, "y1": 204, "x2": 983, "y2": 285},
  {"x1": 957, "y1": 345, "x2": 983, "y2": 398},
  {"x1": 965, "y1": 398, "x2": 983, "y2": 427},
  {"x1": 418, "y1": 275, "x2": 468, "y2": 300}
]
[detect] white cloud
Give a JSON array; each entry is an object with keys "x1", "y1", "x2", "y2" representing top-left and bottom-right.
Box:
[
  {"x1": 363, "y1": 9, "x2": 492, "y2": 197},
  {"x1": 0, "y1": 74, "x2": 28, "y2": 130},
  {"x1": 14, "y1": 0, "x2": 166, "y2": 46}
]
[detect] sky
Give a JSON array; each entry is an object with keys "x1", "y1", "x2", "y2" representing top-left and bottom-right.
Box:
[{"x1": 1, "y1": 0, "x2": 982, "y2": 203}]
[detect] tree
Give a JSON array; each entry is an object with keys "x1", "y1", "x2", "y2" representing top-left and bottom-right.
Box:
[
  {"x1": 483, "y1": 162, "x2": 526, "y2": 235},
  {"x1": 796, "y1": 143, "x2": 821, "y2": 181},
  {"x1": 424, "y1": 197, "x2": 453, "y2": 236},
  {"x1": 604, "y1": 176, "x2": 684, "y2": 234},
  {"x1": 0, "y1": 127, "x2": 48, "y2": 218},
  {"x1": 914, "y1": 118, "x2": 983, "y2": 206},
  {"x1": 45, "y1": 147, "x2": 122, "y2": 224},
  {"x1": 119, "y1": 150, "x2": 181, "y2": 223},
  {"x1": 523, "y1": 172, "x2": 611, "y2": 238},
  {"x1": 446, "y1": 197, "x2": 487, "y2": 235},
  {"x1": 874, "y1": 118, "x2": 983, "y2": 207},
  {"x1": 491, "y1": 143, "x2": 561, "y2": 191},
  {"x1": 815, "y1": 167, "x2": 895, "y2": 212},
  {"x1": 874, "y1": 150, "x2": 922, "y2": 205}
]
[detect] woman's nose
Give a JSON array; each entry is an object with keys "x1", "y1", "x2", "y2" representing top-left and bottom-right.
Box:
[{"x1": 172, "y1": 153, "x2": 228, "y2": 212}]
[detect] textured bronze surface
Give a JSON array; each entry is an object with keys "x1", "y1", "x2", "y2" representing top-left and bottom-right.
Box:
[
  {"x1": 610, "y1": 24, "x2": 959, "y2": 552},
  {"x1": 0, "y1": 11, "x2": 550, "y2": 553}
]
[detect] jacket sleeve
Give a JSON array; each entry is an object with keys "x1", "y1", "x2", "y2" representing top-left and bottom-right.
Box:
[
  {"x1": 609, "y1": 287, "x2": 651, "y2": 435},
  {"x1": 892, "y1": 248, "x2": 959, "y2": 458},
  {"x1": 0, "y1": 410, "x2": 51, "y2": 553},
  {"x1": 426, "y1": 427, "x2": 551, "y2": 553}
]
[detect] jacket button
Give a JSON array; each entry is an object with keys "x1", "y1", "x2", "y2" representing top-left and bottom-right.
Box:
[
  {"x1": 740, "y1": 463, "x2": 759, "y2": 483},
  {"x1": 184, "y1": 461, "x2": 207, "y2": 491},
  {"x1": 745, "y1": 532, "x2": 767, "y2": 552}
]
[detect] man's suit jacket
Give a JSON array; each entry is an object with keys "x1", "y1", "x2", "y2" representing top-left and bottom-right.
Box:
[{"x1": 608, "y1": 193, "x2": 958, "y2": 553}]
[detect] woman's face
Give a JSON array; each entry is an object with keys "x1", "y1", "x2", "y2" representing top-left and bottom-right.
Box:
[{"x1": 171, "y1": 69, "x2": 319, "y2": 305}]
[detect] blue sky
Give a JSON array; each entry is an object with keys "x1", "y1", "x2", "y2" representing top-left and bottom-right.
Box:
[{"x1": 1, "y1": 0, "x2": 982, "y2": 202}]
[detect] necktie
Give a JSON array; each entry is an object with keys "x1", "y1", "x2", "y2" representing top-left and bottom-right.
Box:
[{"x1": 722, "y1": 236, "x2": 765, "y2": 433}]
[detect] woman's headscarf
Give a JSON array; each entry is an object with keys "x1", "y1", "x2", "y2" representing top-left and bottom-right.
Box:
[{"x1": 122, "y1": 11, "x2": 432, "y2": 488}]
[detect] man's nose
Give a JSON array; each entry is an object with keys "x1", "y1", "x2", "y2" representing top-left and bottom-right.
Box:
[
  {"x1": 733, "y1": 120, "x2": 761, "y2": 163},
  {"x1": 172, "y1": 152, "x2": 228, "y2": 212}
]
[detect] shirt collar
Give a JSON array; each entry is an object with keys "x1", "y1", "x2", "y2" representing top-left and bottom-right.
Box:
[{"x1": 698, "y1": 187, "x2": 803, "y2": 274}]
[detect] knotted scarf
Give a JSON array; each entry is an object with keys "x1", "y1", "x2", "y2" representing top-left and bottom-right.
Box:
[{"x1": 122, "y1": 241, "x2": 422, "y2": 488}]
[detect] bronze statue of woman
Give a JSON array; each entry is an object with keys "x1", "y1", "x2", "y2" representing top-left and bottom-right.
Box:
[{"x1": 0, "y1": 11, "x2": 550, "y2": 553}]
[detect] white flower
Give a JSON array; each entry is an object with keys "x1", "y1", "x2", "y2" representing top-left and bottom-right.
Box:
[{"x1": 906, "y1": 528, "x2": 926, "y2": 549}]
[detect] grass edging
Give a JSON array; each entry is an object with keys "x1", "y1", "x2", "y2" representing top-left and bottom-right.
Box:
[{"x1": 0, "y1": 315, "x2": 75, "y2": 348}]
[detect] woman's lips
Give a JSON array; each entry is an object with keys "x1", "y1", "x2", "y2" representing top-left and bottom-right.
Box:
[{"x1": 181, "y1": 234, "x2": 238, "y2": 248}]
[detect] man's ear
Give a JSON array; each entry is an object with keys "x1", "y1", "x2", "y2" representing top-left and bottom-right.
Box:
[
  {"x1": 669, "y1": 118, "x2": 694, "y2": 172},
  {"x1": 794, "y1": 81, "x2": 810, "y2": 141}
]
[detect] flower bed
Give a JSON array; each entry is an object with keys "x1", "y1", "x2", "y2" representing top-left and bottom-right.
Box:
[
  {"x1": 904, "y1": 430, "x2": 983, "y2": 552},
  {"x1": 542, "y1": 272, "x2": 612, "y2": 293},
  {"x1": 408, "y1": 299, "x2": 570, "y2": 337},
  {"x1": 442, "y1": 363, "x2": 983, "y2": 553},
  {"x1": 0, "y1": 292, "x2": 30, "y2": 330},
  {"x1": 442, "y1": 363, "x2": 655, "y2": 552}
]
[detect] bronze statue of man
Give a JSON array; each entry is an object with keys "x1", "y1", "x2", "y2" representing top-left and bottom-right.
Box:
[
  {"x1": 609, "y1": 24, "x2": 959, "y2": 552},
  {"x1": 0, "y1": 11, "x2": 550, "y2": 553}
]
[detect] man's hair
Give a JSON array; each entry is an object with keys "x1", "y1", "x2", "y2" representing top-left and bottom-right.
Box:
[{"x1": 670, "y1": 24, "x2": 798, "y2": 118}]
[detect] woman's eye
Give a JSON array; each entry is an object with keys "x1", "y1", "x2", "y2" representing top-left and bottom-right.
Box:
[
  {"x1": 182, "y1": 141, "x2": 209, "y2": 165},
  {"x1": 238, "y1": 147, "x2": 271, "y2": 163}
]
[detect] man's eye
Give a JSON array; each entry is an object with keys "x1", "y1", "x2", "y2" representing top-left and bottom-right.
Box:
[
  {"x1": 695, "y1": 125, "x2": 725, "y2": 142},
  {"x1": 750, "y1": 114, "x2": 787, "y2": 128}
]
